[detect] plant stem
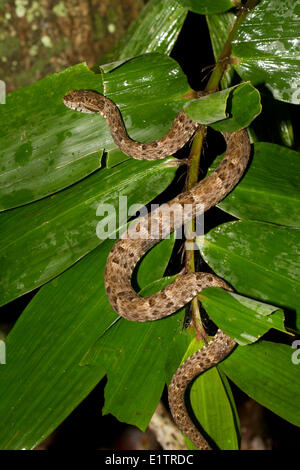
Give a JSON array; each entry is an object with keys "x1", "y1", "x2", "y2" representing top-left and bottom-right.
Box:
[
  {"x1": 184, "y1": 0, "x2": 258, "y2": 341},
  {"x1": 205, "y1": 1, "x2": 258, "y2": 93}
]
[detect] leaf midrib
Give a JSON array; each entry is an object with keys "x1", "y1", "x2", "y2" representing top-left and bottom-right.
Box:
[{"x1": 204, "y1": 238, "x2": 300, "y2": 287}]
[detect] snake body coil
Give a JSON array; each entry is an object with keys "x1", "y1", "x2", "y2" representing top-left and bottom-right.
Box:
[
  {"x1": 63, "y1": 90, "x2": 199, "y2": 160},
  {"x1": 63, "y1": 89, "x2": 250, "y2": 449}
]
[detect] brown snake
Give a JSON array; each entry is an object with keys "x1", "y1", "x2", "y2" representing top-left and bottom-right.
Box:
[{"x1": 63, "y1": 89, "x2": 250, "y2": 450}]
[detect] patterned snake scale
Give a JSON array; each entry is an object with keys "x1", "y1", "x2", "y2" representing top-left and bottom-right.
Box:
[{"x1": 63, "y1": 89, "x2": 250, "y2": 450}]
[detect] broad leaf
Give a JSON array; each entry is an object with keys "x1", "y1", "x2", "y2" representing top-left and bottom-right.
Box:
[
  {"x1": 206, "y1": 11, "x2": 236, "y2": 89},
  {"x1": 0, "y1": 157, "x2": 178, "y2": 306},
  {"x1": 207, "y1": 9, "x2": 295, "y2": 145},
  {"x1": 97, "y1": 0, "x2": 188, "y2": 63},
  {"x1": 189, "y1": 366, "x2": 240, "y2": 450},
  {"x1": 0, "y1": 56, "x2": 190, "y2": 210},
  {"x1": 211, "y1": 83, "x2": 261, "y2": 132},
  {"x1": 220, "y1": 340, "x2": 300, "y2": 426},
  {"x1": 173, "y1": 0, "x2": 236, "y2": 15},
  {"x1": 136, "y1": 234, "x2": 175, "y2": 288},
  {"x1": 0, "y1": 217, "x2": 178, "y2": 449},
  {"x1": 0, "y1": 64, "x2": 104, "y2": 211},
  {"x1": 199, "y1": 288, "x2": 287, "y2": 345},
  {"x1": 0, "y1": 240, "x2": 115, "y2": 450},
  {"x1": 210, "y1": 142, "x2": 300, "y2": 228},
  {"x1": 82, "y1": 277, "x2": 184, "y2": 430},
  {"x1": 232, "y1": 0, "x2": 300, "y2": 104},
  {"x1": 180, "y1": 337, "x2": 240, "y2": 450},
  {"x1": 200, "y1": 221, "x2": 300, "y2": 331}
]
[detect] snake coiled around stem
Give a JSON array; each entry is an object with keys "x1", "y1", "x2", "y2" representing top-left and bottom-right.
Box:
[{"x1": 63, "y1": 89, "x2": 250, "y2": 450}]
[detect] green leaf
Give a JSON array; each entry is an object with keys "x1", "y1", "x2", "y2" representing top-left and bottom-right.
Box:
[
  {"x1": 211, "y1": 83, "x2": 261, "y2": 132},
  {"x1": 232, "y1": 0, "x2": 300, "y2": 104},
  {"x1": 0, "y1": 64, "x2": 104, "y2": 211},
  {"x1": 103, "y1": 53, "x2": 193, "y2": 167},
  {"x1": 0, "y1": 157, "x2": 178, "y2": 306},
  {"x1": 88, "y1": 312, "x2": 183, "y2": 430},
  {"x1": 210, "y1": 142, "x2": 300, "y2": 228},
  {"x1": 136, "y1": 234, "x2": 175, "y2": 289},
  {"x1": 0, "y1": 239, "x2": 117, "y2": 450},
  {"x1": 180, "y1": 337, "x2": 240, "y2": 450},
  {"x1": 220, "y1": 340, "x2": 300, "y2": 426},
  {"x1": 97, "y1": 0, "x2": 188, "y2": 64},
  {"x1": 146, "y1": 279, "x2": 240, "y2": 450},
  {"x1": 84, "y1": 274, "x2": 240, "y2": 446},
  {"x1": 173, "y1": 0, "x2": 236, "y2": 15},
  {"x1": 199, "y1": 221, "x2": 300, "y2": 331},
  {"x1": 206, "y1": 11, "x2": 236, "y2": 89},
  {"x1": 0, "y1": 0, "x2": 189, "y2": 212},
  {"x1": 189, "y1": 367, "x2": 240, "y2": 450},
  {"x1": 103, "y1": 54, "x2": 190, "y2": 106},
  {"x1": 0, "y1": 185, "x2": 180, "y2": 450},
  {"x1": 207, "y1": 10, "x2": 295, "y2": 146},
  {"x1": 0, "y1": 54, "x2": 191, "y2": 209},
  {"x1": 82, "y1": 278, "x2": 184, "y2": 430},
  {"x1": 199, "y1": 288, "x2": 288, "y2": 345},
  {"x1": 183, "y1": 83, "x2": 261, "y2": 130},
  {"x1": 0, "y1": 1, "x2": 192, "y2": 449},
  {"x1": 248, "y1": 90, "x2": 295, "y2": 147}
]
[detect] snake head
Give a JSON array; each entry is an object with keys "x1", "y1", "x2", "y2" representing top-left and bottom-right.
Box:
[{"x1": 62, "y1": 90, "x2": 105, "y2": 114}]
